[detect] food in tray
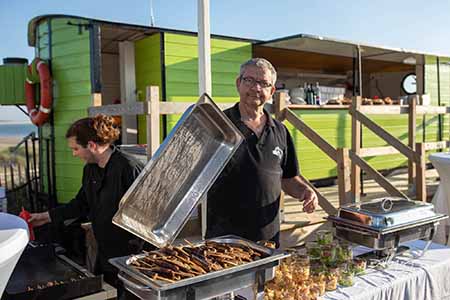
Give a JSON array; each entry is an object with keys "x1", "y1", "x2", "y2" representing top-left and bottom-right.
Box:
[
  {"x1": 341, "y1": 98, "x2": 352, "y2": 105},
  {"x1": 129, "y1": 240, "x2": 266, "y2": 283},
  {"x1": 362, "y1": 98, "x2": 373, "y2": 105},
  {"x1": 326, "y1": 99, "x2": 342, "y2": 105},
  {"x1": 383, "y1": 97, "x2": 393, "y2": 105},
  {"x1": 372, "y1": 98, "x2": 384, "y2": 105},
  {"x1": 316, "y1": 230, "x2": 333, "y2": 245},
  {"x1": 25, "y1": 276, "x2": 86, "y2": 291}
]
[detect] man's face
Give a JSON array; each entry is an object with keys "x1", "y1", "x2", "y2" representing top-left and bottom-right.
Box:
[
  {"x1": 236, "y1": 66, "x2": 276, "y2": 108},
  {"x1": 67, "y1": 137, "x2": 96, "y2": 164}
]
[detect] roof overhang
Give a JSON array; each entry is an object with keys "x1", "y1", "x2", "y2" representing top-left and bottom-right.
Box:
[
  {"x1": 257, "y1": 34, "x2": 436, "y2": 65},
  {"x1": 28, "y1": 14, "x2": 259, "y2": 47}
]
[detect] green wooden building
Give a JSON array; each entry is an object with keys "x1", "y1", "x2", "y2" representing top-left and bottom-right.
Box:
[{"x1": 0, "y1": 14, "x2": 449, "y2": 205}]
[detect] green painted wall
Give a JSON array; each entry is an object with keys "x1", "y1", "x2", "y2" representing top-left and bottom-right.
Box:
[
  {"x1": 46, "y1": 17, "x2": 92, "y2": 203},
  {"x1": 164, "y1": 33, "x2": 251, "y2": 133},
  {"x1": 134, "y1": 33, "x2": 162, "y2": 144},
  {"x1": 0, "y1": 64, "x2": 27, "y2": 105},
  {"x1": 36, "y1": 19, "x2": 52, "y2": 197}
]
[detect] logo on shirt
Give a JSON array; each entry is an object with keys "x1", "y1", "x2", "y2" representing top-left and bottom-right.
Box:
[{"x1": 272, "y1": 146, "x2": 283, "y2": 160}]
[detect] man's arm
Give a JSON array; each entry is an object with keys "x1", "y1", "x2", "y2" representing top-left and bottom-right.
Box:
[
  {"x1": 281, "y1": 176, "x2": 318, "y2": 213},
  {"x1": 30, "y1": 186, "x2": 89, "y2": 227}
]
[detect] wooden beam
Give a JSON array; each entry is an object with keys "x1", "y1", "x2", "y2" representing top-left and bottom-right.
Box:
[
  {"x1": 337, "y1": 148, "x2": 351, "y2": 205},
  {"x1": 351, "y1": 96, "x2": 361, "y2": 202},
  {"x1": 88, "y1": 102, "x2": 144, "y2": 117},
  {"x1": 359, "y1": 146, "x2": 400, "y2": 157},
  {"x1": 408, "y1": 99, "x2": 416, "y2": 188},
  {"x1": 415, "y1": 143, "x2": 427, "y2": 201},
  {"x1": 285, "y1": 109, "x2": 338, "y2": 162},
  {"x1": 349, "y1": 151, "x2": 408, "y2": 199},
  {"x1": 359, "y1": 105, "x2": 450, "y2": 115},
  {"x1": 298, "y1": 174, "x2": 337, "y2": 215},
  {"x1": 146, "y1": 86, "x2": 160, "y2": 159},
  {"x1": 273, "y1": 91, "x2": 287, "y2": 121},
  {"x1": 351, "y1": 109, "x2": 417, "y2": 161},
  {"x1": 287, "y1": 104, "x2": 349, "y2": 111}
]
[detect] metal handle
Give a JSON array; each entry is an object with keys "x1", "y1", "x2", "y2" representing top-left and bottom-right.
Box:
[
  {"x1": 118, "y1": 272, "x2": 152, "y2": 291},
  {"x1": 335, "y1": 224, "x2": 374, "y2": 236}
]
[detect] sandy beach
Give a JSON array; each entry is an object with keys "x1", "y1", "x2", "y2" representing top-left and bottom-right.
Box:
[{"x1": 0, "y1": 136, "x2": 22, "y2": 151}]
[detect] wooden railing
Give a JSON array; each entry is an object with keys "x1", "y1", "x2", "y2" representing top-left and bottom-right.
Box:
[{"x1": 89, "y1": 86, "x2": 450, "y2": 218}]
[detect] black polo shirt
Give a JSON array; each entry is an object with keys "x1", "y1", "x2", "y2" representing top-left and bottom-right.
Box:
[{"x1": 206, "y1": 103, "x2": 299, "y2": 246}]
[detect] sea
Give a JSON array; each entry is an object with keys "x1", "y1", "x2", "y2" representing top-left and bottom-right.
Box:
[{"x1": 0, "y1": 123, "x2": 38, "y2": 138}]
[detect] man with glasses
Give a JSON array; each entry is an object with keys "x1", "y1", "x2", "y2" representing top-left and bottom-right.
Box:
[{"x1": 206, "y1": 58, "x2": 318, "y2": 248}]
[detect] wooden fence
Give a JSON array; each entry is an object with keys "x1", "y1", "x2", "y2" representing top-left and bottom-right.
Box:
[{"x1": 89, "y1": 86, "x2": 450, "y2": 219}]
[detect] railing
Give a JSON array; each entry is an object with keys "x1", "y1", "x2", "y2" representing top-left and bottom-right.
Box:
[
  {"x1": 88, "y1": 86, "x2": 448, "y2": 219},
  {"x1": 1, "y1": 132, "x2": 41, "y2": 213}
]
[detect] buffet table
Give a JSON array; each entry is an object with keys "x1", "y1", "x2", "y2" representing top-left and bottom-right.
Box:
[
  {"x1": 429, "y1": 152, "x2": 450, "y2": 245},
  {"x1": 323, "y1": 240, "x2": 450, "y2": 300}
]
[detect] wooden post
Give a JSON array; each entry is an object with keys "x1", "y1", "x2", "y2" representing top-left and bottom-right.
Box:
[
  {"x1": 337, "y1": 148, "x2": 351, "y2": 206},
  {"x1": 274, "y1": 91, "x2": 288, "y2": 222},
  {"x1": 145, "y1": 86, "x2": 160, "y2": 159},
  {"x1": 351, "y1": 96, "x2": 362, "y2": 202},
  {"x1": 415, "y1": 142, "x2": 426, "y2": 201},
  {"x1": 408, "y1": 97, "x2": 417, "y2": 193},
  {"x1": 274, "y1": 91, "x2": 288, "y2": 121}
]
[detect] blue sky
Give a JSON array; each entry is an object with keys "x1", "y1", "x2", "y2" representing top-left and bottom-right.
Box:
[{"x1": 1, "y1": 0, "x2": 450, "y2": 122}]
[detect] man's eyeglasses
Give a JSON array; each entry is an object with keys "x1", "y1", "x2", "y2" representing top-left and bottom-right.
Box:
[{"x1": 240, "y1": 76, "x2": 273, "y2": 89}]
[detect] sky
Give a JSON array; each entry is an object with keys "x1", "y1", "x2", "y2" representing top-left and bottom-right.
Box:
[{"x1": 1, "y1": 0, "x2": 450, "y2": 122}]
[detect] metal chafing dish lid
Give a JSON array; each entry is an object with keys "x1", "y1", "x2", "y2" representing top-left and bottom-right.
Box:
[
  {"x1": 337, "y1": 197, "x2": 438, "y2": 229},
  {"x1": 112, "y1": 95, "x2": 244, "y2": 248}
]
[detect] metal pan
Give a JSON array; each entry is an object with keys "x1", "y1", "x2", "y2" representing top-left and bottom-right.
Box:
[
  {"x1": 112, "y1": 95, "x2": 244, "y2": 248},
  {"x1": 109, "y1": 235, "x2": 288, "y2": 292}
]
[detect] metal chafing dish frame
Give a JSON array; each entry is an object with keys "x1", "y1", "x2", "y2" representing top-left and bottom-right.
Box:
[
  {"x1": 109, "y1": 236, "x2": 289, "y2": 300},
  {"x1": 329, "y1": 214, "x2": 447, "y2": 250}
]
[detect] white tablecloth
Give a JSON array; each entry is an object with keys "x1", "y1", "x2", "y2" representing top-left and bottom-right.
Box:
[
  {"x1": 429, "y1": 152, "x2": 450, "y2": 245},
  {"x1": 323, "y1": 240, "x2": 450, "y2": 300}
]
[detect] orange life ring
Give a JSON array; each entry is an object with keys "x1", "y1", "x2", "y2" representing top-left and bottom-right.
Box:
[{"x1": 25, "y1": 58, "x2": 52, "y2": 126}]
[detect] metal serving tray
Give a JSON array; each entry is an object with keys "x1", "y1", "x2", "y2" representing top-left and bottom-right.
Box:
[
  {"x1": 109, "y1": 236, "x2": 288, "y2": 300},
  {"x1": 336, "y1": 197, "x2": 438, "y2": 229},
  {"x1": 113, "y1": 95, "x2": 243, "y2": 248},
  {"x1": 329, "y1": 214, "x2": 447, "y2": 250}
]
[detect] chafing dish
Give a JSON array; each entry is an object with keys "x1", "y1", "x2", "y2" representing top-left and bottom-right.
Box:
[
  {"x1": 110, "y1": 95, "x2": 288, "y2": 299},
  {"x1": 328, "y1": 197, "x2": 448, "y2": 251},
  {"x1": 110, "y1": 236, "x2": 288, "y2": 300}
]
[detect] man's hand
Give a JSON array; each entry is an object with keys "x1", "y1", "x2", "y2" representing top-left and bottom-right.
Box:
[
  {"x1": 29, "y1": 212, "x2": 51, "y2": 227},
  {"x1": 301, "y1": 186, "x2": 318, "y2": 213},
  {"x1": 282, "y1": 176, "x2": 319, "y2": 214}
]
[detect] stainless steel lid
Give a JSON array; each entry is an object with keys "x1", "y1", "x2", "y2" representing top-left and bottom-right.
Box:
[
  {"x1": 337, "y1": 197, "x2": 438, "y2": 229},
  {"x1": 113, "y1": 95, "x2": 244, "y2": 248}
]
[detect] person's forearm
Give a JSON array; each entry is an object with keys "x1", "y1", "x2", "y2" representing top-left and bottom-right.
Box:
[{"x1": 281, "y1": 176, "x2": 310, "y2": 199}]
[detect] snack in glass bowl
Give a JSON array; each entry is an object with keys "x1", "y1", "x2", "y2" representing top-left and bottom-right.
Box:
[
  {"x1": 316, "y1": 230, "x2": 333, "y2": 245},
  {"x1": 320, "y1": 244, "x2": 336, "y2": 265},
  {"x1": 338, "y1": 269, "x2": 355, "y2": 287},
  {"x1": 336, "y1": 243, "x2": 353, "y2": 263},
  {"x1": 306, "y1": 241, "x2": 322, "y2": 259},
  {"x1": 325, "y1": 273, "x2": 338, "y2": 291},
  {"x1": 351, "y1": 258, "x2": 367, "y2": 275}
]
